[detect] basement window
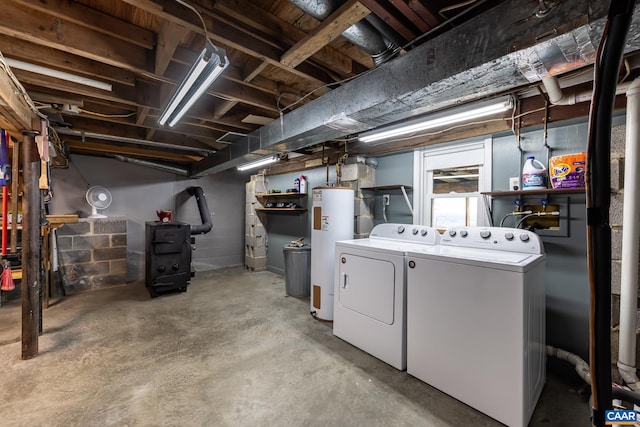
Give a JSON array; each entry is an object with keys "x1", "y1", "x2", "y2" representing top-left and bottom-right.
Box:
[{"x1": 413, "y1": 139, "x2": 492, "y2": 228}]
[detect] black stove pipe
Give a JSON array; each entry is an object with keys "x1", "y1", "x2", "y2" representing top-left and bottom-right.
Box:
[
  {"x1": 586, "y1": 1, "x2": 635, "y2": 425},
  {"x1": 187, "y1": 186, "x2": 213, "y2": 235}
]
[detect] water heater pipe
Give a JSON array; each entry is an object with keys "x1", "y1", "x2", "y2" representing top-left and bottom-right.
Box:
[{"x1": 617, "y1": 77, "x2": 640, "y2": 392}]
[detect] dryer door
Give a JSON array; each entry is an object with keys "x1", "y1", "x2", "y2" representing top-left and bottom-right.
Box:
[{"x1": 337, "y1": 254, "x2": 396, "y2": 324}]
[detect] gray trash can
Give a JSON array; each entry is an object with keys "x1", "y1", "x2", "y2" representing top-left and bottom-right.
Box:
[{"x1": 283, "y1": 245, "x2": 311, "y2": 297}]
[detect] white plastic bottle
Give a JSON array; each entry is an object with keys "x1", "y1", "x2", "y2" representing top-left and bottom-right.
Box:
[
  {"x1": 299, "y1": 175, "x2": 307, "y2": 194},
  {"x1": 522, "y1": 156, "x2": 547, "y2": 190}
]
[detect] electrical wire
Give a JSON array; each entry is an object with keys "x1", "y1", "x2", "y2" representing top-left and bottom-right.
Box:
[
  {"x1": 278, "y1": 67, "x2": 376, "y2": 112},
  {"x1": 175, "y1": 0, "x2": 214, "y2": 48},
  {"x1": 78, "y1": 108, "x2": 136, "y2": 118},
  {"x1": 499, "y1": 210, "x2": 532, "y2": 227}
]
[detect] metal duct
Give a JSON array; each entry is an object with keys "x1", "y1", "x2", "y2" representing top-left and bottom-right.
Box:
[
  {"x1": 193, "y1": 0, "x2": 637, "y2": 176},
  {"x1": 288, "y1": 0, "x2": 399, "y2": 66},
  {"x1": 187, "y1": 186, "x2": 213, "y2": 235}
]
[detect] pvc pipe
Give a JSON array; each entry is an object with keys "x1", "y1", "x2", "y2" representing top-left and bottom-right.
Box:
[
  {"x1": 547, "y1": 345, "x2": 591, "y2": 385},
  {"x1": 617, "y1": 77, "x2": 640, "y2": 392},
  {"x1": 400, "y1": 185, "x2": 414, "y2": 216},
  {"x1": 541, "y1": 75, "x2": 632, "y2": 106}
]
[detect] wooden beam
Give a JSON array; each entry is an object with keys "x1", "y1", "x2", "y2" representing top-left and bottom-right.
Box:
[
  {"x1": 155, "y1": 20, "x2": 189, "y2": 75},
  {"x1": 357, "y1": 0, "x2": 418, "y2": 41},
  {"x1": 21, "y1": 131, "x2": 40, "y2": 360},
  {"x1": 388, "y1": 0, "x2": 430, "y2": 33},
  {"x1": 0, "y1": 62, "x2": 36, "y2": 132},
  {"x1": 406, "y1": 0, "x2": 441, "y2": 29},
  {"x1": 0, "y1": 36, "x2": 136, "y2": 87},
  {"x1": 281, "y1": 0, "x2": 371, "y2": 69},
  {"x1": 0, "y1": 2, "x2": 153, "y2": 74},
  {"x1": 214, "y1": 0, "x2": 368, "y2": 76},
  {"x1": 10, "y1": 0, "x2": 155, "y2": 50},
  {"x1": 122, "y1": 0, "x2": 334, "y2": 87}
]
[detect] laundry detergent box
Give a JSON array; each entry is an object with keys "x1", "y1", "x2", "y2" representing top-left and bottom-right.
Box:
[{"x1": 549, "y1": 152, "x2": 586, "y2": 189}]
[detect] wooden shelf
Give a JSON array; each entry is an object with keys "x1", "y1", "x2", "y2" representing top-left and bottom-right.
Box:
[
  {"x1": 255, "y1": 208, "x2": 307, "y2": 213},
  {"x1": 256, "y1": 192, "x2": 308, "y2": 198},
  {"x1": 482, "y1": 188, "x2": 585, "y2": 197}
]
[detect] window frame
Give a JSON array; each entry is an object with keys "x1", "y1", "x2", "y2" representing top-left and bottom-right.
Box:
[{"x1": 413, "y1": 138, "x2": 492, "y2": 227}]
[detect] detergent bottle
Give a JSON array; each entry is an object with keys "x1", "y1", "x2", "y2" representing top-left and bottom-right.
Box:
[
  {"x1": 299, "y1": 175, "x2": 307, "y2": 194},
  {"x1": 522, "y1": 156, "x2": 547, "y2": 190}
]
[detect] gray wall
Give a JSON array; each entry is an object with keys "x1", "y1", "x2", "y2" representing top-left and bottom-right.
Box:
[
  {"x1": 491, "y1": 123, "x2": 591, "y2": 360},
  {"x1": 50, "y1": 155, "x2": 246, "y2": 281},
  {"x1": 373, "y1": 152, "x2": 414, "y2": 225},
  {"x1": 261, "y1": 166, "x2": 337, "y2": 276}
]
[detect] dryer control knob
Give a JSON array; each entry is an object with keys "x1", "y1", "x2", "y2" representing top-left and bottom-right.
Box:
[
  {"x1": 519, "y1": 233, "x2": 530, "y2": 242},
  {"x1": 448, "y1": 230, "x2": 457, "y2": 237},
  {"x1": 421, "y1": 229, "x2": 428, "y2": 236},
  {"x1": 460, "y1": 230, "x2": 468, "y2": 237},
  {"x1": 480, "y1": 230, "x2": 491, "y2": 239},
  {"x1": 412, "y1": 228, "x2": 419, "y2": 235},
  {"x1": 505, "y1": 232, "x2": 514, "y2": 241},
  {"x1": 408, "y1": 260, "x2": 416, "y2": 269},
  {"x1": 397, "y1": 226, "x2": 405, "y2": 234}
]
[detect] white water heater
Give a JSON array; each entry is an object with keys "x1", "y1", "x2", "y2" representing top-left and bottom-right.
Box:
[{"x1": 310, "y1": 187, "x2": 354, "y2": 321}]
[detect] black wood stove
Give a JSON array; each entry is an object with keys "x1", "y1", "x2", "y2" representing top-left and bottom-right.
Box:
[
  {"x1": 145, "y1": 221, "x2": 192, "y2": 297},
  {"x1": 145, "y1": 187, "x2": 212, "y2": 298}
]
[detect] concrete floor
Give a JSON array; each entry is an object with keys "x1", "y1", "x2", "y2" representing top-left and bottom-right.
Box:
[{"x1": 0, "y1": 266, "x2": 590, "y2": 426}]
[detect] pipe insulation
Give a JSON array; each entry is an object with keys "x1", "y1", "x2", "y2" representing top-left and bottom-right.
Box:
[
  {"x1": 617, "y1": 77, "x2": 640, "y2": 392},
  {"x1": 547, "y1": 345, "x2": 591, "y2": 385},
  {"x1": 187, "y1": 186, "x2": 213, "y2": 235},
  {"x1": 586, "y1": 1, "x2": 636, "y2": 424}
]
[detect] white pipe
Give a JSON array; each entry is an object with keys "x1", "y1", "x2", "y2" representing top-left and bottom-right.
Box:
[
  {"x1": 547, "y1": 345, "x2": 591, "y2": 385},
  {"x1": 618, "y1": 77, "x2": 640, "y2": 391},
  {"x1": 400, "y1": 185, "x2": 414, "y2": 215},
  {"x1": 541, "y1": 76, "x2": 631, "y2": 105}
]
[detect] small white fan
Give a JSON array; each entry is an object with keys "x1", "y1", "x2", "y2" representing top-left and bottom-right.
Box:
[{"x1": 85, "y1": 186, "x2": 112, "y2": 218}]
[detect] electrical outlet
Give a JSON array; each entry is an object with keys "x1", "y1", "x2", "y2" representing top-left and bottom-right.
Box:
[{"x1": 383, "y1": 194, "x2": 390, "y2": 206}]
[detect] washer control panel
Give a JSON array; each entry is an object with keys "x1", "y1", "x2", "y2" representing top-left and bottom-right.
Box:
[
  {"x1": 369, "y1": 223, "x2": 441, "y2": 245},
  {"x1": 441, "y1": 226, "x2": 543, "y2": 254}
]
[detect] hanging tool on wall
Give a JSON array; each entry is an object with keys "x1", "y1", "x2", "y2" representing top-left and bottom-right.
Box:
[{"x1": 35, "y1": 119, "x2": 50, "y2": 191}]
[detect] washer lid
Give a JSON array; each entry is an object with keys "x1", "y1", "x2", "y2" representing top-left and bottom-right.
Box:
[
  {"x1": 408, "y1": 245, "x2": 545, "y2": 271},
  {"x1": 336, "y1": 238, "x2": 433, "y2": 255}
]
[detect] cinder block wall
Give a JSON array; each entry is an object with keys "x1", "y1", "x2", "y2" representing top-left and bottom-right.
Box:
[
  {"x1": 57, "y1": 218, "x2": 127, "y2": 293},
  {"x1": 610, "y1": 123, "x2": 640, "y2": 370}
]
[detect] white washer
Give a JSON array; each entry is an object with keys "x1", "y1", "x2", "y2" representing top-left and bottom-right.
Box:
[
  {"x1": 333, "y1": 223, "x2": 440, "y2": 370},
  {"x1": 406, "y1": 226, "x2": 546, "y2": 427}
]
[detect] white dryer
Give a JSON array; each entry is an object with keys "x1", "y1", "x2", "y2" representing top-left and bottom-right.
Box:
[
  {"x1": 406, "y1": 226, "x2": 546, "y2": 427},
  {"x1": 333, "y1": 223, "x2": 440, "y2": 370}
]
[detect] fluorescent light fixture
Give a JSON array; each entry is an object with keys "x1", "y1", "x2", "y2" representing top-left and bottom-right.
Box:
[
  {"x1": 4, "y1": 58, "x2": 112, "y2": 91},
  {"x1": 359, "y1": 96, "x2": 514, "y2": 144},
  {"x1": 237, "y1": 156, "x2": 279, "y2": 171},
  {"x1": 158, "y1": 44, "x2": 229, "y2": 127}
]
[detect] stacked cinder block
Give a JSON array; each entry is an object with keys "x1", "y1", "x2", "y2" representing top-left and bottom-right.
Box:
[
  {"x1": 245, "y1": 174, "x2": 267, "y2": 271},
  {"x1": 56, "y1": 218, "x2": 127, "y2": 293},
  {"x1": 341, "y1": 163, "x2": 376, "y2": 239}
]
